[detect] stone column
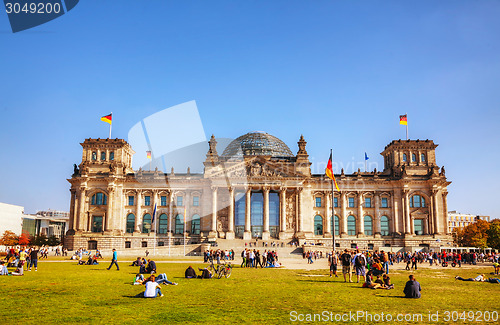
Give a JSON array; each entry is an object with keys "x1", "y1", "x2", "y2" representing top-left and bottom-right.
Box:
[
  {"x1": 226, "y1": 187, "x2": 235, "y2": 240},
  {"x1": 211, "y1": 187, "x2": 217, "y2": 233},
  {"x1": 105, "y1": 186, "x2": 114, "y2": 232},
  {"x1": 325, "y1": 191, "x2": 332, "y2": 236},
  {"x1": 77, "y1": 186, "x2": 86, "y2": 232},
  {"x1": 341, "y1": 191, "x2": 347, "y2": 236},
  {"x1": 69, "y1": 189, "x2": 76, "y2": 231},
  {"x1": 297, "y1": 188, "x2": 303, "y2": 233},
  {"x1": 441, "y1": 192, "x2": 448, "y2": 235},
  {"x1": 262, "y1": 187, "x2": 270, "y2": 240},
  {"x1": 432, "y1": 190, "x2": 440, "y2": 235},
  {"x1": 392, "y1": 191, "x2": 400, "y2": 235},
  {"x1": 404, "y1": 190, "x2": 411, "y2": 235},
  {"x1": 279, "y1": 188, "x2": 287, "y2": 238},
  {"x1": 374, "y1": 192, "x2": 381, "y2": 237},
  {"x1": 135, "y1": 190, "x2": 142, "y2": 233},
  {"x1": 243, "y1": 189, "x2": 251, "y2": 240},
  {"x1": 184, "y1": 191, "x2": 190, "y2": 234},
  {"x1": 357, "y1": 192, "x2": 364, "y2": 236}
]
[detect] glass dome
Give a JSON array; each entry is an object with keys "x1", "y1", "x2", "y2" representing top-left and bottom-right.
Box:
[{"x1": 222, "y1": 131, "x2": 294, "y2": 158}]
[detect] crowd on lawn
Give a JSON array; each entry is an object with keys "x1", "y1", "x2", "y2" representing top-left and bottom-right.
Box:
[
  {"x1": 203, "y1": 249, "x2": 235, "y2": 263},
  {"x1": 0, "y1": 245, "x2": 45, "y2": 273},
  {"x1": 240, "y1": 248, "x2": 281, "y2": 268}
]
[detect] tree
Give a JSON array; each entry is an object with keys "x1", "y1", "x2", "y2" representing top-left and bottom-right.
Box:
[
  {"x1": 462, "y1": 220, "x2": 490, "y2": 248},
  {"x1": 0, "y1": 230, "x2": 18, "y2": 246},
  {"x1": 47, "y1": 235, "x2": 60, "y2": 246},
  {"x1": 33, "y1": 234, "x2": 47, "y2": 246},
  {"x1": 18, "y1": 232, "x2": 31, "y2": 245},
  {"x1": 487, "y1": 220, "x2": 500, "y2": 249},
  {"x1": 452, "y1": 227, "x2": 465, "y2": 247}
]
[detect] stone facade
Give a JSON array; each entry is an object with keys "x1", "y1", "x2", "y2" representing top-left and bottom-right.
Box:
[{"x1": 65, "y1": 134, "x2": 452, "y2": 251}]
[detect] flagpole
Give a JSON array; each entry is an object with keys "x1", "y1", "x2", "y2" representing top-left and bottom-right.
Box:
[
  {"x1": 109, "y1": 112, "x2": 112, "y2": 139},
  {"x1": 331, "y1": 149, "x2": 336, "y2": 252},
  {"x1": 183, "y1": 206, "x2": 186, "y2": 257},
  {"x1": 405, "y1": 112, "x2": 408, "y2": 140},
  {"x1": 153, "y1": 203, "x2": 157, "y2": 256},
  {"x1": 365, "y1": 153, "x2": 367, "y2": 173}
]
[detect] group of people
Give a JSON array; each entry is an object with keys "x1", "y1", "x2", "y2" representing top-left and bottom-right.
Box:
[
  {"x1": 2, "y1": 246, "x2": 41, "y2": 272},
  {"x1": 203, "y1": 249, "x2": 235, "y2": 263},
  {"x1": 240, "y1": 249, "x2": 280, "y2": 268},
  {"x1": 328, "y1": 249, "x2": 391, "y2": 282}
]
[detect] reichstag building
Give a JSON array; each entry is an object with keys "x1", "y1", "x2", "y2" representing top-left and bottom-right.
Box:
[{"x1": 65, "y1": 132, "x2": 452, "y2": 251}]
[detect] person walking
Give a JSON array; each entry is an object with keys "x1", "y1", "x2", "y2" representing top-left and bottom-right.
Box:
[{"x1": 107, "y1": 248, "x2": 119, "y2": 270}]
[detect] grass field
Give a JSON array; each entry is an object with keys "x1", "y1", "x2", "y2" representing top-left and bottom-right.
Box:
[{"x1": 1, "y1": 258, "x2": 499, "y2": 324}]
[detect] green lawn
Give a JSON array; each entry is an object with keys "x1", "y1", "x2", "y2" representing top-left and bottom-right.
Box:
[{"x1": 1, "y1": 260, "x2": 499, "y2": 324}]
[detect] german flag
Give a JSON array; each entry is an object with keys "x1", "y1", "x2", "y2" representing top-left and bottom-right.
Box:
[
  {"x1": 101, "y1": 113, "x2": 112, "y2": 125},
  {"x1": 146, "y1": 151, "x2": 152, "y2": 159},
  {"x1": 325, "y1": 152, "x2": 340, "y2": 191},
  {"x1": 399, "y1": 114, "x2": 407, "y2": 125}
]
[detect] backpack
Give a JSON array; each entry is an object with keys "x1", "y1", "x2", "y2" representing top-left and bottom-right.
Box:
[
  {"x1": 355, "y1": 255, "x2": 366, "y2": 267},
  {"x1": 342, "y1": 253, "x2": 351, "y2": 265}
]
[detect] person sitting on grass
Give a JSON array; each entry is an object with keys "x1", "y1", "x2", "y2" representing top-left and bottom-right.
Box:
[
  {"x1": 362, "y1": 270, "x2": 384, "y2": 289},
  {"x1": 382, "y1": 274, "x2": 394, "y2": 289},
  {"x1": 142, "y1": 275, "x2": 163, "y2": 298},
  {"x1": 371, "y1": 258, "x2": 384, "y2": 276},
  {"x1": 198, "y1": 267, "x2": 213, "y2": 279},
  {"x1": 185, "y1": 266, "x2": 197, "y2": 278},
  {"x1": 403, "y1": 275, "x2": 421, "y2": 298},
  {"x1": 130, "y1": 257, "x2": 142, "y2": 267},
  {"x1": 146, "y1": 259, "x2": 157, "y2": 274},
  {"x1": 455, "y1": 274, "x2": 485, "y2": 282},
  {"x1": 11, "y1": 264, "x2": 24, "y2": 276},
  {"x1": 0, "y1": 261, "x2": 9, "y2": 276}
]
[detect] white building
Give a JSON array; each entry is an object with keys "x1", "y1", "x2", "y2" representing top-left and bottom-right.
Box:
[
  {"x1": 448, "y1": 210, "x2": 490, "y2": 233},
  {"x1": 0, "y1": 202, "x2": 24, "y2": 235}
]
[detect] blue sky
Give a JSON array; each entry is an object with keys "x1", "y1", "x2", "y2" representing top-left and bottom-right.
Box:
[{"x1": 0, "y1": 1, "x2": 499, "y2": 218}]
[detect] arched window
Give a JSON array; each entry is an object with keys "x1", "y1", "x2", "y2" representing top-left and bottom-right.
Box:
[
  {"x1": 126, "y1": 213, "x2": 135, "y2": 233},
  {"x1": 101, "y1": 151, "x2": 106, "y2": 161},
  {"x1": 364, "y1": 216, "x2": 373, "y2": 236},
  {"x1": 347, "y1": 216, "x2": 356, "y2": 236},
  {"x1": 410, "y1": 195, "x2": 426, "y2": 208},
  {"x1": 109, "y1": 151, "x2": 114, "y2": 161},
  {"x1": 91, "y1": 193, "x2": 107, "y2": 205},
  {"x1": 158, "y1": 214, "x2": 168, "y2": 234},
  {"x1": 380, "y1": 216, "x2": 390, "y2": 236},
  {"x1": 402, "y1": 153, "x2": 407, "y2": 162},
  {"x1": 412, "y1": 153, "x2": 416, "y2": 162},
  {"x1": 92, "y1": 151, "x2": 97, "y2": 161},
  {"x1": 314, "y1": 215, "x2": 323, "y2": 235},
  {"x1": 331, "y1": 215, "x2": 340, "y2": 236},
  {"x1": 191, "y1": 214, "x2": 201, "y2": 235},
  {"x1": 175, "y1": 214, "x2": 184, "y2": 234},
  {"x1": 142, "y1": 214, "x2": 151, "y2": 234},
  {"x1": 421, "y1": 154, "x2": 425, "y2": 162}
]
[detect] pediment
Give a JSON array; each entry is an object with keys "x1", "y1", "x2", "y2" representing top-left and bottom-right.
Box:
[
  {"x1": 411, "y1": 208, "x2": 428, "y2": 217},
  {"x1": 208, "y1": 157, "x2": 304, "y2": 179}
]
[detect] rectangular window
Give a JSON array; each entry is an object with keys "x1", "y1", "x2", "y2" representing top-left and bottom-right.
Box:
[
  {"x1": 101, "y1": 151, "x2": 106, "y2": 161},
  {"x1": 177, "y1": 196, "x2": 183, "y2": 206},
  {"x1": 144, "y1": 196, "x2": 151, "y2": 206},
  {"x1": 125, "y1": 241, "x2": 131, "y2": 249},
  {"x1": 365, "y1": 197, "x2": 372, "y2": 208},
  {"x1": 160, "y1": 196, "x2": 167, "y2": 206},
  {"x1": 381, "y1": 198, "x2": 388, "y2": 208},
  {"x1": 91, "y1": 216, "x2": 103, "y2": 233},
  {"x1": 141, "y1": 241, "x2": 148, "y2": 248},
  {"x1": 348, "y1": 197, "x2": 355, "y2": 208},
  {"x1": 109, "y1": 151, "x2": 114, "y2": 161},
  {"x1": 315, "y1": 197, "x2": 321, "y2": 207},
  {"x1": 128, "y1": 196, "x2": 134, "y2": 206},
  {"x1": 334, "y1": 197, "x2": 338, "y2": 208},
  {"x1": 193, "y1": 196, "x2": 199, "y2": 206}
]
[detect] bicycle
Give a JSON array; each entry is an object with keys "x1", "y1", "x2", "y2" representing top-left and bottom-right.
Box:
[{"x1": 217, "y1": 261, "x2": 232, "y2": 279}]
